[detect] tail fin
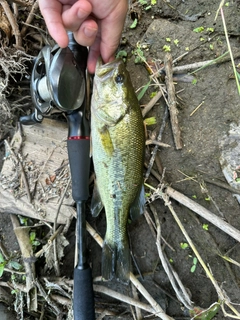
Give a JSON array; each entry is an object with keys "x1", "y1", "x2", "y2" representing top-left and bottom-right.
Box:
[{"x1": 102, "y1": 238, "x2": 131, "y2": 283}]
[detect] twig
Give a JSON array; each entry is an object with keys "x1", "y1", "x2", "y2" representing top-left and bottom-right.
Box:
[
  {"x1": 0, "y1": 0, "x2": 22, "y2": 48},
  {"x1": 165, "y1": 186, "x2": 240, "y2": 243},
  {"x1": 94, "y1": 284, "x2": 157, "y2": 315},
  {"x1": 146, "y1": 140, "x2": 171, "y2": 148},
  {"x1": 96, "y1": 309, "x2": 116, "y2": 319},
  {"x1": 145, "y1": 105, "x2": 169, "y2": 180},
  {"x1": 202, "y1": 175, "x2": 240, "y2": 196},
  {"x1": 132, "y1": 283, "x2": 143, "y2": 320},
  {"x1": 21, "y1": 0, "x2": 39, "y2": 37},
  {"x1": 35, "y1": 225, "x2": 64, "y2": 258},
  {"x1": 34, "y1": 278, "x2": 62, "y2": 315},
  {"x1": 4, "y1": 139, "x2": 32, "y2": 203},
  {"x1": 52, "y1": 178, "x2": 71, "y2": 276},
  {"x1": 149, "y1": 203, "x2": 193, "y2": 309},
  {"x1": 10, "y1": 214, "x2": 37, "y2": 312},
  {"x1": 142, "y1": 90, "x2": 163, "y2": 118},
  {"x1": 189, "y1": 100, "x2": 205, "y2": 116},
  {"x1": 164, "y1": 53, "x2": 182, "y2": 149},
  {"x1": 0, "y1": 240, "x2": 10, "y2": 260}
]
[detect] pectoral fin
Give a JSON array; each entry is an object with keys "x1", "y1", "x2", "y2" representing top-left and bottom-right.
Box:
[
  {"x1": 129, "y1": 184, "x2": 145, "y2": 221},
  {"x1": 91, "y1": 182, "x2": 104, "y2": 217},
  {"x1": 99, "y1": 126, "x2": 114, "y2": 156}
]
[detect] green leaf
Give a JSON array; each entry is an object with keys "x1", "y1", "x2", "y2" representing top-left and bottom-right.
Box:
[
  {"x1": 32, "y1": 240, "x2": 41, "y2": 247},
  {"x1": 206, "y1": 27, "x2": 214, "y2": 33},
  {"x1": 193, "y1": 257, "x2": 198, "y2": 265},
  {"x1": 130, "y1": 19, "x2": 138, "y2": 29},
  {"x1": 144, "y1": 117, "x2": 157, "y2": 126},
  {"x1": 139, "y1": 0, "x2": 147, "y2": 4},
  {"x1": 9, "y1": 261, "x2": 22, "y2": 270},
  {"x1": 202, "y1": 224, "x2": 209, "y2": 231},
  {"x1": 190, "y1": 265, "x2": 196, "y2": 273},
  {"x1": 137, "y1": 80, "x2": 151, "y2": 101},
  {"x1": 163, "y1": 45, "x2": 171, "y2": 52},
  {"x1": 180, "y1": 242, "x2": 189, "y2": 250},
  {"x1": 190, "y1": 303, "x2": 220, "y2": 319},
  {"x1": 151, "y1": 0, "x2": 157, "y2": 4},
  {"x1": 150, "y1": 91, "x2": 157, "y2": 98},
  {"x1": 0, "y1": 263, "x2": 5, "y2": 277},
  {"x1": 116, "y1": 50, "x2": 127, "y2": 59},
  {"x1": 173, "y1": 39, "x2": 179, "y2": 46},
  {"x1": 30, "y1": 232, "x2": 36, "y2": 242},
  {"x1": 0, "y1": 253, "x2": 5, "y2": 264},
  {"x1": 193, "y1": 26, "x2": 205, "y2": 33}
]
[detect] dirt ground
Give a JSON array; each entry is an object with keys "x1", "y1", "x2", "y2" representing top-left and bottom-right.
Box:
[{"x1": 1, "y1": 0, "x2": 240, "y2": 319}]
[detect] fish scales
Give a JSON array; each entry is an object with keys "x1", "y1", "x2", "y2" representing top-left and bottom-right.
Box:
[{"x1": 91, "y1": 58, "x2": 145, "y2": 282}]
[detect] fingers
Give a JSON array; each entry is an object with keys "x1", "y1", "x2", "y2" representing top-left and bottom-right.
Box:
[
  {"x1": 39, "y1": 0, "x2": 69, "y2": 47},
  {"x1": 87, "y1": 1, "x2": 128, "y2": 73},
  {"x1": 62, "y1": 1, "x2": 98, "y2": 47},
  {"x1": 100, "y1": 2, "x2": 128, "y2": 63}
]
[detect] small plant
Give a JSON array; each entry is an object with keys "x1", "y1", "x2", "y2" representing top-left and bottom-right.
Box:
[
  {"x1": 144, "y1": 117, "x2": 157, "y2": 126},
  {"x1": 192, "y1": 78, "x2": 198, "y2": 85},
  {"x1": 193, "y1": 26, "x2": 205, "y2": 33},
  {"x1": 30, "y1": 231, "x2": 41, "y2": 249},
  {"x1": 0, "y1": 252, "x2": 22, "y2": 277},
  {"x1": 180, "y1": 242, "x2": 189, "y2": 250},
  {"x1": 130, "y1": 18, "x2": 138, "y2": 29},
  {"x1": 133, "y1": 43, "x2": 146, "y2": 64},
  {"x1": 163, "y1": 45, "x2": 171, "y2": 52},
  {"x1": 173, "y1": 39, "x2": 179, "y2": 46},
  {"x1": 116, "y1": 50, "x2": 127, "y2": 61},
  {"x1": 202, "y1": 224, "x2": 209, "y2": 231},
  {"x1": 190, "y1": 256, "x2": 198, "y2": 273}
]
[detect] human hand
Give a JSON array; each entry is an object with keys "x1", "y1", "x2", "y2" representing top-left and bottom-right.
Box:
[{"x1": 39, "y1": 0, "x2": 128, "y2": 73}]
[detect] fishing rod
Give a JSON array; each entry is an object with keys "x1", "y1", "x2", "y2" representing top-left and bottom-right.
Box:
[{"x1": 20, "y1": 33, "x2": 95, "y2": 320}]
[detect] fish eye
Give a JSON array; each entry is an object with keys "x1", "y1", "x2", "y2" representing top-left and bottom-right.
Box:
[{"x1": 115, "y1": 73, "x2": 124, "y2": 84}]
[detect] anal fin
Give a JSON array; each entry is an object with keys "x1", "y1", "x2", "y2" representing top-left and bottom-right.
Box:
[
  {"x1": 129, "y1": 184, "x2": 145, "y2": 221},
  {"x1": 91, "y1": 182, "x2": 103, "y2": 217}
]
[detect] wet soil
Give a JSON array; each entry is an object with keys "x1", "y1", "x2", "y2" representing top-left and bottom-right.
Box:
[{"x1": 1, "y1": 0, "x2": 240, "y2": 319}]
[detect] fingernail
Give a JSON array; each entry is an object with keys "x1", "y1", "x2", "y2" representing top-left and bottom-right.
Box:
[{"x1": 84, "y1": 27, "x2": 97, "y2": 38}]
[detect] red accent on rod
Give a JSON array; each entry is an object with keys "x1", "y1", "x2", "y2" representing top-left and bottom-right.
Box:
[{"x1": 68, "y1": 136, "x2": 90, "y2": 140}]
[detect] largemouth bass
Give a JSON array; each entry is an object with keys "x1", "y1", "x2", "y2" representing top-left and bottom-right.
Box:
[{"x1": 91, "y1": 59, "x2": 145, "y2": 283}]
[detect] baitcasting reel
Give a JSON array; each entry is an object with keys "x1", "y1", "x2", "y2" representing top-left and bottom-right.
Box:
[{"x1": 21, "y1": 33, "x2": 88, "y2": 126}]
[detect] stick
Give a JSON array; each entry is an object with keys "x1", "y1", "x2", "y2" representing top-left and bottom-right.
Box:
[
  {"x1": 146, "y1": 140, "x2": 171, "y2": 148},
  {"x1": 164, "y1": 53, "x2": 182, "y2": 149},
  {"x1": 0, "y1": 0, "x2": 22, "y2": 48},
  {"x1": 21, "y1": 1, "x2": 39, "y2": 37},
  {"x1": 94, "y1": 284, "x2": 157, "y2": 315},
  {"x1": 145, "y1": 105, "x2": 169, "y2": 180},
  {"x1": 10, "y1": 214, "x2": 37, "y2": 311},
  {"x1": 149, "y1": 203, "x2": 193, "y2": 309},
  {"x1": 4, "y1": 139, "x2": 32, "y2": 203},
  {"x1": 166, "y1": 186, "x2": 240, "y2": 243},
  {"x1": 142, "y1": 90, "x2": 163, "y2": 118}
]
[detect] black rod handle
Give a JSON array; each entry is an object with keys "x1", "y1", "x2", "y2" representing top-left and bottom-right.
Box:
[
  {"x1": 73, "y1": 266, "x2": 95, "y2": 320},
  {"x1": 67, "y1": 139, "x2": 90, "y2": 202}
]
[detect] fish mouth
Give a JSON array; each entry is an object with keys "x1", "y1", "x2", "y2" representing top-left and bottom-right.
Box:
[{"x1": 95, "y1": 58, "x2": 122, "y2": 81}]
